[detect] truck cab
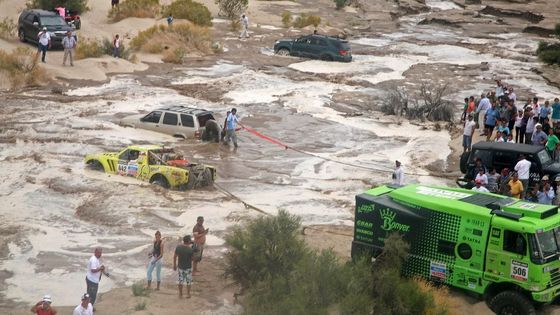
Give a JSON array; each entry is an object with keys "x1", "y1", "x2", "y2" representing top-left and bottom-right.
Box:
[{"x1": 352, "y1": 184, "x2": 560, "y2": 315}]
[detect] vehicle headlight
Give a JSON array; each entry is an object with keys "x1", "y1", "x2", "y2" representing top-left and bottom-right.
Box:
[{"x1": 275, "y1": 40, "x2": 279, "y2": 44}]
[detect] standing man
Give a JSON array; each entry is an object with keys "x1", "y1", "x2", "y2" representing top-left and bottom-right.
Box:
[
  {"x1": 514, "y1": 154, "x2": 531, "y2": 198},
  {"x1": 508, "y1": 172, "x2": 524, "y2": 199},
  {"x1": 36, "y1": 27, "x2": 51, "y2": 63},
  {"x1": 192, "y1": 216, "x2": 208, "y2": 275},
  {"x1": 111, "y1": 0, "x2": 119, "y2": 9},
  {"x1": 239, "y1": 14, "x2": 249, "y2": 39},
  {"x1": 72, "y1": 294, "x2": 93, "y2": 315},
  {"x1": 31, "y1": 295, "x2": 57, "y2": 315},
  {"x1": 552, "y1": 98, "x2": 560, "y2": 125},
  {"x1": 86, "y1": 248, "x2": 106, "y2": 306},
  {"x1": 484, "y1": 101, "x2": 501, "y2": 141},
  {"x1": 476, "y1": 93, "x2": 491, "y2": 135},
  {"x1": 113, "y1": 34, "x2": 120, "y2": 58},
  {"x1": 462, "y1": 114, "x2": 476, "y2": 153},
  {"x1": 223, "y1": 108, "x2": 239, "y2": 148},
  {"x1": 173, "y1": 235, "x2": 194, "y2": 299},
  {"x1": 62, "y1": 31, "x2": 77, "y2": 66},
  {"x1": 392, "y1": 160, "x2": 405, "y2": 186},
  {"x1": 167, "y1": 14, "x2": 174, "y2": 26},
  {"x1": 531, "y1": 123, "x2": 547, "y2": 146}
]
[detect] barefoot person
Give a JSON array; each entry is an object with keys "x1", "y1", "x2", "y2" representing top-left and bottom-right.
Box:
[
  {"x1": 173, "y1": 235, "x2": 194, "y2": 298},
  {"x1": 192, "y1": 216, "x2": 208, "y2": 275},
  {"x1": 31, "y1": 295, "x2": 57, "y2": 315},
  {"x1": 146, "y1": 231, "x2": 164, "y2": 290},
  {"x1": 72, "y1": 293, "x2": 93, "y2": 315},
  {"x1": 86, "y1": 248, "x2": 107, "y2": 305}
]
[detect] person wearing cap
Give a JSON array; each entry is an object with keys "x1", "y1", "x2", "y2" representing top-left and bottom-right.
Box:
[
  {"x1": 531, "y1": 123, "x2": 547, "y2": 146},
  {"x1": 36, "y1": 27, "x2": 51, "y2": 63},
  {"x1": 192, "y1": 216, "x2": 209, "y2": 275},
  {"x1": 508, "y1": 172, "x2": 524, "y2": 199},
  {"x1": 392, "y1": 160, "x2": 405, "y2": 186},
  {"x1": 472, "y1": 179, "x2": 489, "y2": 193},
  {"x1": 31, "y1": 295, "x2": 57, "y2": 315},
  {"x1": 72, "y1": 293, "x2": 93, "y2": 315},
  {"x1": 462, "y1": 114, "x2": 476, "y2": 153}
]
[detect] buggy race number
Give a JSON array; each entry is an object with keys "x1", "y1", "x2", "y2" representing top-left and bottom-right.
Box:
[{"x1": 511, "y1": 260, "x2": 528, "y2": 281}]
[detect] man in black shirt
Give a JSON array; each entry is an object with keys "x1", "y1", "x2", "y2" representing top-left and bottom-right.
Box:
[{"x1": 173, "y1": 235, "x2": 194, "y2": 298}]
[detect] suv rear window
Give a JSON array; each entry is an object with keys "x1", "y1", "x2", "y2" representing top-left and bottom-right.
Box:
[
  {"x1": 181, "y1": 114, "x2": 194, "y2": 128},
  {"x1": 332, "y1": 40, "x2": 350, "y2": 50}
]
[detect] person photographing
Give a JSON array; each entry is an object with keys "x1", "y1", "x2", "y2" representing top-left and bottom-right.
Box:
[{"x1": 31, "y1": 295, "x2": 57, "y2": 315}]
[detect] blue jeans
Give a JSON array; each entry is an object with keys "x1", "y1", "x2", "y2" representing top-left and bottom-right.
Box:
[
  {"x1": 86, "y1": 277, "x2": 99, "y2": 305},
  {"x1": 146, "y1": 258, "x2": 162, "y2": 282},
  {"x1": 38, "y1": 43, "x2": 48, "y2": 62},
  {"x1": 113, "y1": 47, "x2": 119, "y2": 57}
]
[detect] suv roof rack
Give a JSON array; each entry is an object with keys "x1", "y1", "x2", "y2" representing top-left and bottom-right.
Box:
[{"x1": 156, "y1": 106, "x2": 212, "y2": 115}]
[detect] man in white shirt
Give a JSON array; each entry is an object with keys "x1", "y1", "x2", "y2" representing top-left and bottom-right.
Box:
[
  {"x1": 472, "y1": 179, "x2": 489, "y2": 192},
  {"x1": 239, "y1": 14, "x2": 249, "y2": 38},
  {"x1": 514, "y1": 154, "x2": 531, "y2": 197},
  {"x1": 86, "y1": 248, "x2": 105, "y2": 305},
  {"x1": 392, "y1": 160, "x2": 405, "y2": 186},
  {"x1": 36, "y1": 27, "x2": 51, "y2": 63},
  {"x1": 463, "y1": 114, "x2": 476, "y2": 153},
  {"x1": 73, "y1": 293, "x2": 93, "y2": 315}
]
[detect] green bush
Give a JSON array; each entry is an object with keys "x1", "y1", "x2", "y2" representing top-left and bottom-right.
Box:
[
  {"x1": 27, "y1": 0, "x2": 89, "y2": 13},
  {"x1": 0, "y1": 47, "x2": 46, "y2": 89},
  {"x1": 75, "y1": 37, "x2": 134, "y2": 60},
  {"x1": 225, "y1": 211, "x2": 454, "y2": 315},
  {"x1": 0, "y1": 17, "x2": 17, "y2": 40},
  {"x1": 131, "y1": 283, "x2": 150, "y2": 297},
  {"x1": 162, "y1": 0, "x2": 212, "y2": 27},
  {"x1": 281, "y1": 11, "x2": 292, "y2": 28},
  {"x1": 536, "y1": 41, "x2": 560, "y2": 65},
  {"x1": 108, "y1": 0, "x2": 160, "y2": 22},
  {"x1": 334, "y1": 0, "x2": 346, "y2": 10},
  {"x1": 292, "y1": 13, "x2": 321, "y2": 28},
  {"x1": 555, "y1": 23, "x2": 560, "y2": 36}
]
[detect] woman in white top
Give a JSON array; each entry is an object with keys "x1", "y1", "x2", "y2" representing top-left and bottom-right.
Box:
[{"x1": 514, "y1": 110, "x2": 523, "y2": 143}]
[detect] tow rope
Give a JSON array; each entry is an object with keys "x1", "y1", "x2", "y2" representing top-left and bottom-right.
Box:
[{"x1": 239, "y1": 124, "x2": 455, "y2": 179}]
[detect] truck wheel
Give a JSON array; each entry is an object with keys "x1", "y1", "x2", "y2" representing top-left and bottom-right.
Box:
[
  {"x1": 200, "y1": 168, "x2": 213, "y2": 187},
  {"x1": 75, "y1": 20, "x2": 81, "y2": 29},
  {"x1": 459, "y1": 152, "x2": 469, "y2": 174},
  {"x1": 150, "y1": 175, "x2": 169, "y2": 189},
  {"x1": 489, "y1": 291, "x2": 536, "y2": 315},
  {"x1": 18, "y1": 28, "x2": 26, "y2": 42},
  {"x1": 87, "y1": 160, "x2": 104, "y2": 172},
  {"x1": 276, "y1": 48, "x2": 290, "y2": 56}
]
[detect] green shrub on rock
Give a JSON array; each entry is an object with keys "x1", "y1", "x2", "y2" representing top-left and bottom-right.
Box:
[{"x1": 162, "y1": 0, "x2": 212, "y2": 27}]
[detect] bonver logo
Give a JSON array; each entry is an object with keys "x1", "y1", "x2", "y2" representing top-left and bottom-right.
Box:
[{"x1": 380, "y1": 209, "x2": 410, "y2": 232}]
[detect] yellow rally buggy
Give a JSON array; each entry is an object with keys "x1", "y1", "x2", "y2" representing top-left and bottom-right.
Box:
[{"x1": 84, "y1": 145, "x2": 216, "y2": 189}]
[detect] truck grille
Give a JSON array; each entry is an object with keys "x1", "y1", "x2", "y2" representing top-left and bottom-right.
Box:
[{"x1": 550, "y1": 268, "x2": 560, "y2": 287}]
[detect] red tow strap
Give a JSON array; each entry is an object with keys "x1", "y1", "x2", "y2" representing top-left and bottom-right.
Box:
[{"x1": 240, "y1": 125, "x2": 289, "y2": 150}]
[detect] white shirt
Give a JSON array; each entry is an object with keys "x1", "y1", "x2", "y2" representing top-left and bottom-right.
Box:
[
  {"x1": 514, "y1": 115, "x2": 523, "y2": 128},
  {"x1": 86, "y1": 255, "x2": 101, "y2": 283},
  {"x1": 114, "y1": 38, "x2": 120, "y2": 48},
  {"x1": 475, "y1": 173, "x2": 488, "y2": 186},
  {"x1": 242, "y1": 16, "x2": 249, "y2": 27},
  {"x1": 73, "y1": 303, "x2": 93, "y2": 315},
  {"x1": 514, "y1": 159, "x2": 531, "y2": 180},
  {"x1": 38, "y1": 31, "x2": 50, "y2": 46},
  {"x1": 463, "y1": 120, "x2": 476, "y2": 136},
  {"x1": 393, "y1": 166, "x2": 405, "y2": 186},
  {"x1": 472, "y1": 186, "x2": 489, "y2": 193}
]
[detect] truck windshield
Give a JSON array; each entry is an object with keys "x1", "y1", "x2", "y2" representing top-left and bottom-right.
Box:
[
  {"x1": 40, "y1": 16, "x2": 67, "y2": 26},
  {"x1": 535, "y1": 229, "x2": 560, "y2": 259}
]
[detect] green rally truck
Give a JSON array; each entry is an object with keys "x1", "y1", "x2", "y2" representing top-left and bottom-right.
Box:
[{"x1": 352, "y1": 184, "x2": 560, "y2": 315}]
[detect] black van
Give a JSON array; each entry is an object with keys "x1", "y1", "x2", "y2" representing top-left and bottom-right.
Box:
[{"x1": 457, "y1": 141, "x2": 560, "y2": 188}]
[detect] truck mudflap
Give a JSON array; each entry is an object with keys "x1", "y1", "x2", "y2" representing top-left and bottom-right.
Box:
[{"x1": 532, "y1": 285, "x2": 560, "y2": 303}]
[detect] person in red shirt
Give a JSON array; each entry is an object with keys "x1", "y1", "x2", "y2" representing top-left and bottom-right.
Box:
[{"x1": 31, "y1": 295, "x2": 57, "y2": 315}]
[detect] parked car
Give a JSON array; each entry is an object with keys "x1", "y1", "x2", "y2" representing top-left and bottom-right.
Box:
[
  {"x1": 274, "y1": 34, "x2": 352, "y2": 62},
  {"x1": 120, "y1": 106, "x2": 221, "y2": 142},
  {"x1": 18, "y1": 9, "x2": 76, "y2": 47},
  {"x1": 457, "y1": 141, "x2": 560, "y2": 188},
  {"x1": 84, "y1": 145, "x2": 216, "y2": 189}
]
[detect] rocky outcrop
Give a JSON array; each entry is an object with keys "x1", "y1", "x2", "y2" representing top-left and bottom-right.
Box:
[
  {"x1": 522, "y1": 26, "x2": 556, "y2": 37},
  {"x1": 479, "y1": 6, "x2": 544, "y2": 23},
  {"x1": 419, "y1": 17, "x2": 462, "y2": 28},
  {"x1": 392, "y1": 0, "x2": 429, "y2": 18}
]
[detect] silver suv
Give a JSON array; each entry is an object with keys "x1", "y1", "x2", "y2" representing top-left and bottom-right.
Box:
[{"x1": 120, "y1": 106, "x2": 220, "y2": 141}]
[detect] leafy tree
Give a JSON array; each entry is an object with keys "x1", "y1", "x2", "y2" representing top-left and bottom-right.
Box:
[
  {"x1": 27, "y1": 0, "x2": 89, "y2": 12},
  {"x1": 215, "y1": 0, "x2": 248, "y2": 20},
  {"x1": 162, "y1": 0, "x2": 212, "y2": 27},
  {"x1": 334, "y1": 0, "x2": 346, "y2": 10}
]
